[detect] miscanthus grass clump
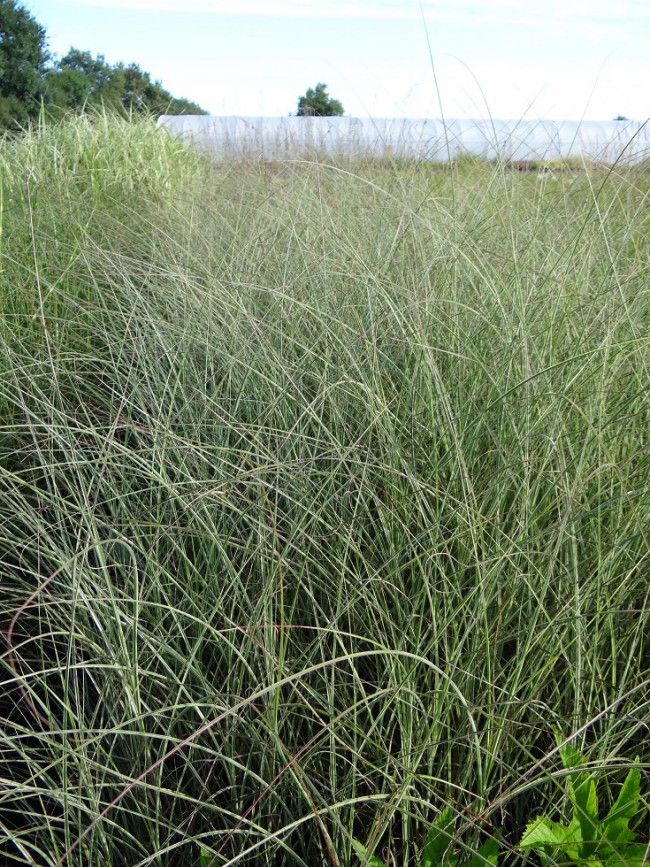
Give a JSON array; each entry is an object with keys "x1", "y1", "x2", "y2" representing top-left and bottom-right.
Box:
[{"x1": 0, "y1": 115, "x2": 648, "y2": 866}]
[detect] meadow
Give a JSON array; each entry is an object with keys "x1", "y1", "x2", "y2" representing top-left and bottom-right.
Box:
[{"x1": 0, "y1": 114, "x2": 648, "y2": 866}]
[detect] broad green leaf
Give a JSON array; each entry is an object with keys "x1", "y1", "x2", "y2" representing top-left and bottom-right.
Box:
[
  {"x1": 520, "y1": 818, "x2": 582, "y2": 861},
  {"x1": 433, "y1": 807, "x2": 455, "y2": 828},
  {"x1": 422, "y1": 807, "x2": 456, "y2": 867},
  {"x1": 352, "y1": 838, "x2": 386, "y2": 867},
  {"x1": 520, "y1": 817, "x2": 572, "y2": 850},
  {"x1": 602, "y1": 765, "x2": 641, "y2": 835},
  {"x1": 519, "y1": 750, "x2": 647, "y2": 867},
  {"x1": 593, "y1": 843, "x2": 649, "y2": 867},
  {"x1": 568, "y1": 770, "x2": 599, "y2": 851},
  {"x1": 568, "y1": 772, "x2": 598, "y2": 822},
  {"x1": 560, "y1": 743, "x2": 587, "y2": 771},
  {"x1": 465, "y1": 836, "x2": 500, "y2": 866},
  {"x1": 598, "y1": 819, "x2": 636, "y2": 846},
  {"x1": 566, "y1": 813, "x2": 582, "y2": 841}
]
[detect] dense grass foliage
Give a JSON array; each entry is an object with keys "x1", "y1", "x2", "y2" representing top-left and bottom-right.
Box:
[{"x1": 0, "y1": 116, "x2": 648, "y2": 866}]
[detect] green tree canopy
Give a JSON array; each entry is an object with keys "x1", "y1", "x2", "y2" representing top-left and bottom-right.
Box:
[
  {"x1": 118, "y1": 61, "x2": 206, "y2": 116},
  {"x1": 296, "y1": 83, "x2": 344, "y2": 117},
  {"x1": 0, "y1": 1, "x2": 207, "y2": 129},
  {"x1": 0, "y1": 0, "x2": 49, "y2": 128},
  {"x1": 44, "y1": 49, "x2": 112, "y2": 113},
  {"x1": 44, "y1": 50, "x2": 207, "y2": 119}
]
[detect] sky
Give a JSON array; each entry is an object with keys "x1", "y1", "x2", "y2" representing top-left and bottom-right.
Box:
[{"x1": 24, "y1": 0, "x2": 650, "y2": 121}]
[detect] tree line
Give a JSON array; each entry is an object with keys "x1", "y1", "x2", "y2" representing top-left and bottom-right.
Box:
[{"x1": 0, "y1": 0, "x2": 206, "y2": 130}]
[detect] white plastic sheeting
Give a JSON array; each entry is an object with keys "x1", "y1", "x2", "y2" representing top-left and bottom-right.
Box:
[{"x1": 158, "y1": 116, "x2": 650, "y2": 164}]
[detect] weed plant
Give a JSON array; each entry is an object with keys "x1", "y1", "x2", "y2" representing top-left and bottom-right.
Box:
[{"x1": 0, "y1": 114, "x2": 648, "y2": 865}]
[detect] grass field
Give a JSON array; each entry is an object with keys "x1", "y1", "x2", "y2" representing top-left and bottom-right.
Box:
[{"x1": 0, "y1": 114, "x2": 648, "y2": 866}]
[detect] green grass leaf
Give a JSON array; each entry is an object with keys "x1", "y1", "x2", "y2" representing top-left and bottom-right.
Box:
[{"x1": 1, "y1": 114, "x2": 648, "y2": 867}]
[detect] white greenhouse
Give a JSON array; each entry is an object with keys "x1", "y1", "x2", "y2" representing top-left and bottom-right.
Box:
[{"x1": 158, "y1": 116, "x2": 650, "y2": 164}]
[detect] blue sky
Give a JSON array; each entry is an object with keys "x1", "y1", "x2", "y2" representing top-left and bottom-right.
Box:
[{"x1": 24, "y1": 0, "x2": 649, "y2": 120}]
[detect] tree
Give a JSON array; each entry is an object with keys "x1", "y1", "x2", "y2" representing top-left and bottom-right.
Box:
[
  {"x1": 43, "y1": 49, "x2": 112, "y2": 115},
  {"x1": 59, "y1": 48, "x2": 112, "y2": 85},
  {"x1": 44, "y1": 51, "x2": 207, "y2": 119},
  {"x1": 0, "y1": 0, "x2": 206, "y2": 127},
  {"x1": 117, "y1": 62, "x2": 205, "y2": 116},
  {"x1": 0, "y1": 0, "x2": 49, "y2": 128},
  {"x1": 296, "y1": 83, "x2": 344, "y2": 117}
]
